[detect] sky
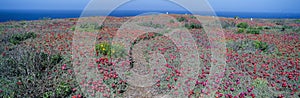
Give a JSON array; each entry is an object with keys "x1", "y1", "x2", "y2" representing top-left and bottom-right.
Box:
[{"x1": 0, "y1": 0, "x2": 300, "y2": 13}]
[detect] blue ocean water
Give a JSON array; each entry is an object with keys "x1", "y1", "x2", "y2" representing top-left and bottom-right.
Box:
[
  {"x1": 0, "y1": 10, "x2": 82, "y2": 22},
  {"x1": 0, "y1": 10, "x2": 300, "y2": 22}
]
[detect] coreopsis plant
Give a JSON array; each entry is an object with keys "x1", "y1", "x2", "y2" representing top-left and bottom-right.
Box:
[{"x1": 95, "y1": 42, "x2": 126, "y2": 58}]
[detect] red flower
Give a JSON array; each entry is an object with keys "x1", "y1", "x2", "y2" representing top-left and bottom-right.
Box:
[
  {"x1": 282, "y1": 82, "x2": 287, "y2": 87},
  {"x1": 16, "y1": 82, "x2": 22, "y2": 85},
  {"x1": 189, "y1": 90, "x2": 194, "y2": 95},
  {"x1": 156, "y1": 83, "x2": 160, "y2": 87},
  {"x1": 218, "y1": 93, "x2": 223, "y2": 97},
  {"x1": 71, "y1": 94, "x2": 82, "y2": 98},
  {"x1": 166, "y1": 76, "x2": 170, "y2": 81},
  {"x1": 1, "y1": 52, "x2": 5, "y2": 57},
  {"x1": 250, "y1": 93, "x2": 255, "y2": 98},
  {"x1": 174, "y1": 78, "x2": 178, "y2": 81},
  {"x1": 167, "y1": 84, "x2": 171, "y2": 89},
  {"x1": 111, "y1": 83, "x2": 116, "y2": 88}
]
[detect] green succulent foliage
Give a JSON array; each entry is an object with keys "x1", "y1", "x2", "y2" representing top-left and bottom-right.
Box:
[
  {"x1": 237, "y1": 28, "x2": 245, "y2": 33},
  {"x1": 42, "y1": 91, "x2": 54, "y2": 98},
  {"x1": 70, "y1": 26, "x2": 76, "y2": 31},
  {"x1": 251, "y1": 78, "x2": 274, "y2": 97},
  {"x1": 252, "y1": 78, "x2": 268, "y2": 88},
  {"x1": 235, "y1": 22, "x2": 260, "y2": 34},
  {"x1": 257, "y1": 26, "x2": 263, "y2": 30},
  {"x1": 253, "y1": 40, "x2": 268, "y2": 52},
  {"x1": 50, "y1": 54, "x2": 63, "y2": 65},
  {"x1": 110, "y1": 44, "x2": 126, "y2": 58},
  {"x1": 9, "y1": 32, "x2": 37, "y2": 45},
  {"x1": 246, "y1": 27, "x2": 260, "y2": 34},
  {"x1": 236, "y1": 22, "x2": 249, "y2": 28},
  {"x1": 55, "y1": 82, "x2": 71, "y2": 97}
]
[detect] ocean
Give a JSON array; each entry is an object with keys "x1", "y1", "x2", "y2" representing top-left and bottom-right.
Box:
[{"x1": 0, "y1": 9, "x2": 300, "y2": 22}]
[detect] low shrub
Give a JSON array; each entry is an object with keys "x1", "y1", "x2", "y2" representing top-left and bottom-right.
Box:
[
  {"x1": 236, "y1": 22, "x2": 249, "y2": 28},
  {"x1": 42, "y1": 91, "x2": 54, "y2": 98},
  {"x1": 77, "y1": 23, "x2": 103, "y2": 32},
  {"x1": 251, "y1": 78, "x2": 274, "y2": 97},
  {"x1": 251, "y1": 78, "x2": 268, "y2": 88},
  {"x1": 55, "y1": 82, "x2": 72, "y2": 97},
  {"x1": 110, "y1": 43, "x2": 126, "y2": 58},
  {"x1": 235, "y1": 22, "x2": 260, "y2": 34},
  {"x1": 185, "y1": 23, "x2": 202, "y2": 29},
  {"x1": 257, "y1": 26, "x2": 263, "y2": 30},
  {"x1": 236, "y1": 28, "x2": 245, "y2": 33},
  {"x1": 253, "y1": 40, "x2": 268, "y2": 52},
  {"x1": 246, "y1": 28, "x2": 260, "y2": 34},
  {"x1": 169, "y1": 19, "x2": 175, "y2": 23},
  {"x1": 50, "y1": 54, "x2": 63, "y2": 65},
  {"x1": 0, "y1": 46, "x2": 77, "y2": 97},
  {"x1": 95, "y1": 42, "x2": 126, "y2": 58},
  {"x1": 176, "y1": 17, "x2": 187, "y2": 22},
  {"x1": 263, "y1": 26, "x2": 271, "y2": 29},
  {"x1": 227, "y1": 39, "x2": 279, "y2": 54},
  {"x1": 9, "y1": 32, "x2": 36, "y2": 45},
  {"x1": 138, "y1": 22, "x2": 165, "y2": 29},
  {"x1": 189, "y1": 15, "x2": 196, "y2": 19},
  {"x1": 221, "y1": 20, "x2": 236, "y2": 29},
  {"x1": 69, "y1": 26, "x2": 76, "y2": 31},
  {"x1": 95, "y1": 42, "x2": 111, "y2": 56}
]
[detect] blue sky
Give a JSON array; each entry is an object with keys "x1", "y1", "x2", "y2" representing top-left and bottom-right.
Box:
[{"x1": 1, "y1": 0, "x2": 300, "y2": 13}]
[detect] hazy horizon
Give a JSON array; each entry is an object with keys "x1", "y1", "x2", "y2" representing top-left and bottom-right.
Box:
[{"x1": 1, "y1": 0, "x2": 300, "y2": 13}]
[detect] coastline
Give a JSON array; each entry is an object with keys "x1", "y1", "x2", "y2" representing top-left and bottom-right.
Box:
[{"x1": 1, "y1": 9, "x2": 300, "y2": 22}]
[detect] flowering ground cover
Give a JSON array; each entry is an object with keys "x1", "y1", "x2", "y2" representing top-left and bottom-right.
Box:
[{"x1": 0, "y1": 15, "x2": 299, "y2": 97}]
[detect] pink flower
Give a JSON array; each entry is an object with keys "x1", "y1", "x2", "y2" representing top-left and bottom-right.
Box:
[
  {"x1": 68, "y1": 69, "x2": 72, "y2": 74},
  {"x1": 62, "y1": 64, "x2": 67, "y2": 70},
  {"x1": 72, "y1": 88, "x2": 77, "y2": 92},
  {"x1": 230, "y1": 88, "x2": 235, "y2": 91},
  {"x1": 173, "y1": 91, "x2": 179, "y2": 95},
  {"x1": 169, "y1": 54, "x2": 176, "y2": 60}
]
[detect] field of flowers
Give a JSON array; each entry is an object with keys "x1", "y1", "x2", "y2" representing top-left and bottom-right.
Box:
[{"x1": 0, "y1": 15, "x2": 299, "y2": 98}]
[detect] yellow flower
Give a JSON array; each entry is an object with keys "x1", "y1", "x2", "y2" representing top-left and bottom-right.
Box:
[{"x1": 102, "y1": 48, "x2": 105, "y2": 50}]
